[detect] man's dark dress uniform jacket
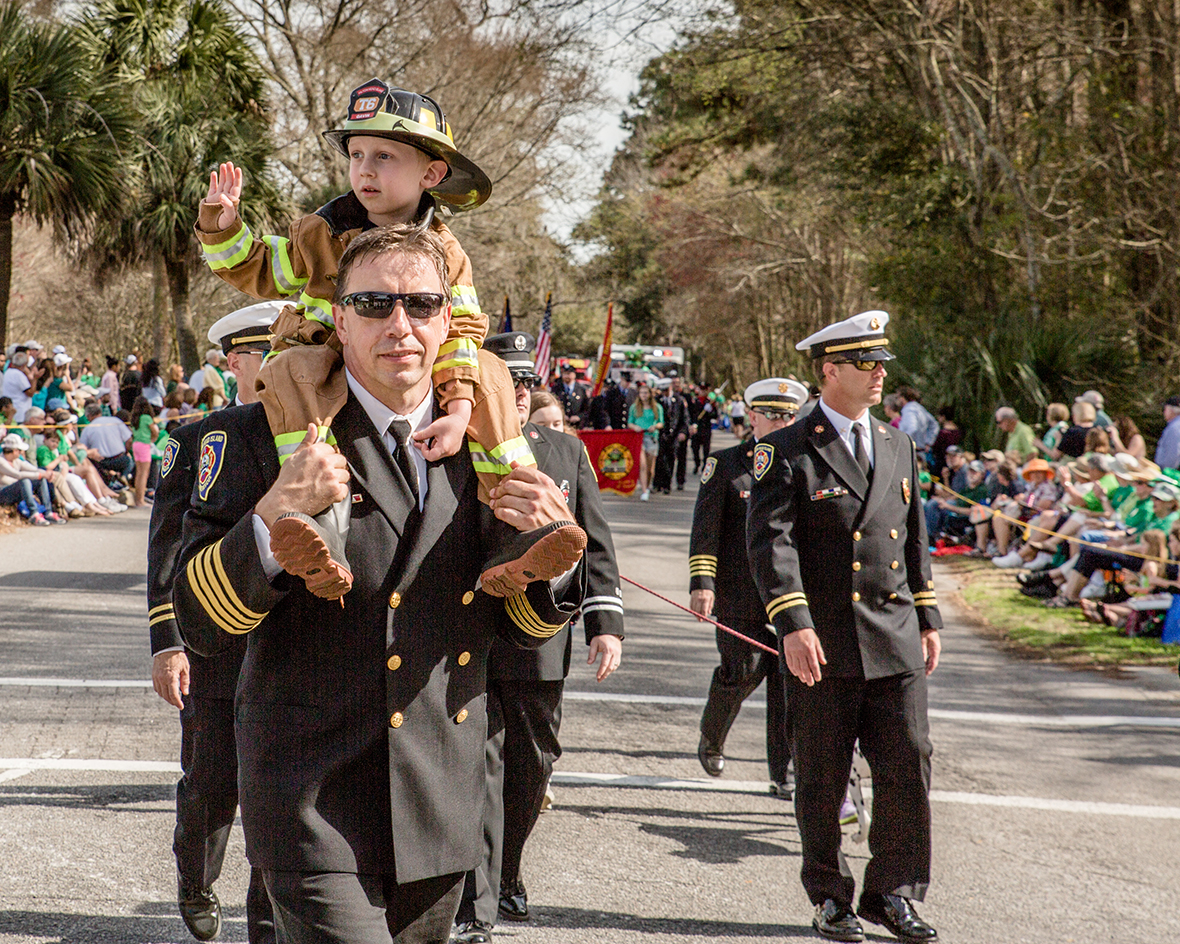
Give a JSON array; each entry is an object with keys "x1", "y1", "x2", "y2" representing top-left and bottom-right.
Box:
[
  {"x1": 148, "y1": 417, "x2": 247, "y2": 697},
  {"x1": 690, "y1": 441, "x2": 765, "y2": 626},
  {"x1": 171, "y1": 397, "x2": 583, "y2": 885},
  {"x1": 746, "y1": 415, "x2": 941, "y2": 677}
]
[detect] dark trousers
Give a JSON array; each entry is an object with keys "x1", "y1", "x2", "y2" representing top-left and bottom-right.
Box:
[
  {"x1": 263, "y1": 869, "x2": 463, "y2": 944},
  {"x1": 700, "y1": 621, "x2": 789, "y2": 783},
  {"x1": 653, "y1": 435, "x2": 688, "y2": 490},
  {"x1": 0, "y1": 476, "x2": 52, "y2": 511},
  {"x1": 786, "y1": 668, "x2": 932, "y2": 907},
  {"x1": 457, "y1": 678, "x2": 564, "y2": 927},
  {"x1": 176, "y1": 694, "x2": 274, "y2": 943},
  {"x1": 95, "y1": 452, "x2": 134, "y2": 481},
  {"x1": 691, "y1": 427, "x2": 712, "y2": 472}
]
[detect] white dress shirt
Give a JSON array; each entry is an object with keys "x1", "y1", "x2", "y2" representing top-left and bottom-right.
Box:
[{"x1": 818, "y1": 398, "x2": 875, "y2": 469}]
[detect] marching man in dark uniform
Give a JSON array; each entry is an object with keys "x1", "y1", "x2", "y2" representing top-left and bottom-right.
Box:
[
  {"x1": 452, "y1": 331, "x2": 624, "y2": 944},
  {"x1": 148, "y1": 300, "x2": 284, "y2": 942},
  {"x1": 746, "y1": 311, "x2": 942, "y2": 944},
  {"x1": 164, "y1": 226, "x2": 585, "y2": 944},
  {"x1": 690, "y1": 377, "x2": 807, "y2": 798}
]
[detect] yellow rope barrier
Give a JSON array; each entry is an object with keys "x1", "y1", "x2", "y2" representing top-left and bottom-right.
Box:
[{"x1": 933, "y1": 481, "x2": 1179, "y2": 566}]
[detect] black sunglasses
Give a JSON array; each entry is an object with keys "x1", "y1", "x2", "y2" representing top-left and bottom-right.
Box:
[
  {"x1": 833, "y1": 359, "x2": 879, "y2": 372},
  {"x1": 752, "y1": 408, "x2": 795, "y2": 421},
  {"x1": 340, "y1": 292, "x2": 447, "y2": 322},
  {"x1": 513, "y1": 376, "x2": 539, "y2": 390}
]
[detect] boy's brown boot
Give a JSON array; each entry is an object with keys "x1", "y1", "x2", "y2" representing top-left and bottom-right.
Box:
[
  {"x1": 479, "y1": 518, "x2": 587, "y2": 598},
  {"x1": 258, "y1": 341, "x2": 354, "y2": 599}
]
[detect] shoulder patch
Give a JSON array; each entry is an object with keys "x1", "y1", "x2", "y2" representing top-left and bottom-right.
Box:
[
  {"x1": 701, "y1": 456, "x2": 717, "y2": 484},
  {"x1": 197, "y1": 431, "x2": 227, "y2": 502},
  {"x1": 160, "y1": 439, "x2": 180, "y2": 479},
  {"x1": 753, "y1": 443, "x2": 774, "y2": 481}
]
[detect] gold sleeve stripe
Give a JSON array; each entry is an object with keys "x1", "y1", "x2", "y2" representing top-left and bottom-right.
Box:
[
  {"x1": 688, "y1": 555, "x2": 717, "y2": 563},
  {"x1": 504, "y1": 593, "x2": 566, "y2": 639},
  {"x1": 767, "y1": 592, "x2": 808, "y2": 620},
  {"x1": 689, "y1": 564, "x2": 718, "y2": 576},
  {"x1": 185, "y1": 541, "x2": 266, "y2": 635},
  {"x1": 148, "y1": 605, "x2": 176, "y2": 627}
]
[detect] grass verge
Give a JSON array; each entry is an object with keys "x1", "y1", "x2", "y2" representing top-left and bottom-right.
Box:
[{"x1": 939, "y1": 557, "x2": 1179, "y2": 668}]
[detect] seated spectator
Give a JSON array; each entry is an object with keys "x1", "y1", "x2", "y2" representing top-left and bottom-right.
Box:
[
  {"x1": 529, "y1": 391, "x2": 566, "y2": 432},
  {"x1": 995, "y1": 407, "x2": 1037, "y2": 464},
  {"x1": 1083, "y1": 426, "x2": 1111, "y2": 457},
  {"x1": 0, "y1": 396, "x2": 14, "y2": 436},
  {"x1": 1056, "y1": 400, "x2": 1096, "y2": 458},
  {"x1": 882, "y1": 393, "x2": 902, "y2": 428},
  {"x1": 79, "y1": 403, "x2": 133, "y2": 486},
  {"x1": 1038, "y1": 402, "x2": 1071, "y2": 459},
  {"x1": 195, "y1": 386, "x2": 218, "y2": 413},
  {"x1": 1075, "y1": 390, "x2": 1111, "y2": 428},
  {"x1": 991, "y1": 458, "x2": 1064, "y2": 564},
  {"x1": 160, "y1": 389, "x2": 184, "y2": 425},
  {"x1": 1155, "y1": 395, "x2": 1180, "y2": 470},
  {"x1": 1081, "y1": 528, "x2": 1175, "y2": 628},
  {"x1": 1109, "y1": 416, "x2": 1146, "y2": 461},
  {"x1": 896, "y1": 386, "x2": 939, "y2": 455},
  {"x1": 2, "y1": 350, "x2": 41, "y2": 421},
  {"x1": 939, "y1": 445, "x2": 968, "y2": 491},
  {"x1": 1045, "y1": 483, "x2": 1180, "y2": 606},
  {"x1": 917, "y1": 454, "x2": 933, "y2": 501},
  {"x1": 52, "y1": 409, "x2": 123, "y2": 513},
  {"x1": 930, "y1": 405, "x2": 963, "y2": 479},
  {"x1": 35, "y1": 427, "x2": 109, "y2": 517},
  {"x1": 926, "y1": 459, "x2": 987, "y2": 544},
  {"x1": 179, "y1": 386, "x2": 199, "y2": 414},
  {"x1": 78, "y1": 358, "x2": 100, "y2": 391},
  {"x1": 0, "y1": 433, "x2": 60, "y2": 524},
  {"x1": 165, "y1": 363, "x2": 185, "y2": 394}
]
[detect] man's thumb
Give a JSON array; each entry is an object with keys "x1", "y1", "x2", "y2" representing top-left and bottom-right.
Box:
[{"x1": 300, "y1": 423, "x2": 319, "y2": 448}]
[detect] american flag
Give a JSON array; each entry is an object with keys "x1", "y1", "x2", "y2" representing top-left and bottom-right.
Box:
[{"x1": 535, "y1": 292, "x2": 553, "y2": 386}]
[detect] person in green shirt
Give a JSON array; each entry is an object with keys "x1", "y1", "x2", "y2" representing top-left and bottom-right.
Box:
[
  {"x1": 995, "y1": 406, "x2": 1037, "y2": 464},
  {"x1": 129, "y1": 395, "x2": 159, "y2": 508}
]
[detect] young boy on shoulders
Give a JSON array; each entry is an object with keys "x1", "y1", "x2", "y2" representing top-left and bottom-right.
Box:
[{"x1": 195, "y1": 79, "x2": 584, "y2": 599}]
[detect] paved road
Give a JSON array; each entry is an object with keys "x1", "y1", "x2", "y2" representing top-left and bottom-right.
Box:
[{"x1": 1, "y1": 431, "x2": 1178, "y2": 943}]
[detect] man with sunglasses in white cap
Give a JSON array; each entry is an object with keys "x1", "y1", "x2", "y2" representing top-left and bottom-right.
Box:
[
  {"x1": 690, "y1": 377, "x2": 806, "y2": 799},
  {"x1": 148, "y1": 300, "x2": 284, "y2": 943},
  {"x1": 747, "y1": 311, "x2": 942, "y2": 943}
]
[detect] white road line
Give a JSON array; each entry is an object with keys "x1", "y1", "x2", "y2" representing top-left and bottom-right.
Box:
[
  {"x1": 0, "y1": 678, "x2": 153, "y2": 688},
  {"x1": 563, "y1": 690, "x2": 1180, "y2": 728},
  {"x1": 0, "y1": 758, "x2": 180, "y2": 772},
  {"x1": 0, "y1": 758, "x2": 1175, "y2": 820},
  {"x1": 2, "y1": 679, "x2": 1176, "y2": 729},
  {"x1": 0, "y1": 768, "x2": 32, "y2": 784}
]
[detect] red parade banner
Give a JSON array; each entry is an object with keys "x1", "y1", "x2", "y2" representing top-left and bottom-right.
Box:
[{"x1": 577, "y1": 429, "x2": 643, "y2": 495}]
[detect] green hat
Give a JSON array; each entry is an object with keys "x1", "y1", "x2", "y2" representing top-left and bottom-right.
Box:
[{"x1": 322, "y1": 78, "x2": 492, "y2": 210}]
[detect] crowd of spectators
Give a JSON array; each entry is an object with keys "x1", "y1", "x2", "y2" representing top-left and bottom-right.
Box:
[
  {"x1": 908, "y1": 387, "x2": 1180, "y2": 634},
  {"x1": 1, "y1": 338, "x2": 237, "y2": 527}
]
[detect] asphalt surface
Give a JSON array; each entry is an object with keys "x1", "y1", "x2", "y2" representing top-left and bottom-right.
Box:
[{"x1": 1, "y1": 430, "x2": 1178, "y2": 943}]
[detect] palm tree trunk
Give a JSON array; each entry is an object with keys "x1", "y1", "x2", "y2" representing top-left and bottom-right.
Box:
[
  {"x1": 165, "y1": 255, "x2": 199, "y2": 375},
  {"x1": 0, "y1": 193, "x2": 14, "y2": 351},
  {"x1": 152, "y1": 255, "x2": 171, "y2": 364}
]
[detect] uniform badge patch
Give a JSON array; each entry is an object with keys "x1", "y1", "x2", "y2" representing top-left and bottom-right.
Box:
[
  {"x1": 197, "y1": 431, "x2": 227, "y2": 502},
  {"x1": 753, "y1": 443, "x2": 774, "y2": 481},
  {"x1": 701, "y1": 457, "x2": 717, "y2": 484},
  {"x1": 902, "y1": 477, "x2": 911, "y2": 503},
  {"x1": 160, "y1": 439, "x2": 180, "y2": 479}
]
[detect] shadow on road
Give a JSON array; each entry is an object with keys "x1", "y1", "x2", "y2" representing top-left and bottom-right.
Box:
[
  {"x1": 525, "y1": 906, "x2": 810, "y2": 937},
  {"x1": 0, "y1": 908, "x2": 248, "y2": 943},
  {"x1": 0, "y1": 571, "x2": 146, "y2": 592}
]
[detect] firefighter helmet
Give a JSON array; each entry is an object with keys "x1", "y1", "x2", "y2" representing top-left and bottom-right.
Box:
[{"x1": 323, "y1": 78, "x2": 492, "y2": 210}]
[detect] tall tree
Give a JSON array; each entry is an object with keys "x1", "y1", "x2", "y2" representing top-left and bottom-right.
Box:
[
  {"x1": 82, "y1": 0, "x2": 286, "y2": 372},
  {"x1": 0, "y1": 2, "x2": 135, "y2": 350}
]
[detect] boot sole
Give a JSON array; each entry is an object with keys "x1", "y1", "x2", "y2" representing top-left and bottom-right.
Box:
[
  {"x1": 480, "y1": 523, "x2": 587, "y2": 598},
  {"x1": 270, "y1": 515, "x2": 353, "y2": 600}
]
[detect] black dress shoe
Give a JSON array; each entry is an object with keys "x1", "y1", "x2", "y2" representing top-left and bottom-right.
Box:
[
  {"x1": 452, "y1": 919, "x2": 494, "y2": 943},
  {"x1": 813, "y1": 899, "x2": 864, "y2": 942},
  {"x1": 498, "y1": 878, "x2": 529, "y2": 921},
  {"x1": 857, "y1": 893, "x2": 938, "y2": 942},
  {"x1": 178, "y1": 878, "x2": 222, "y2": 941},
  {"x1": 697, "y1": 735, "x2": 724, "y2": 777}
]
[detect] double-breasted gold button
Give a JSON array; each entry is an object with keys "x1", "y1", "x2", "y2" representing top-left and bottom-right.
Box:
[
  {"x1": 852, "y1": 591, "x2": 861, "y2": 602},
  {"x1": 458, "y1": 651, "x2": 471, "y2": 666},
  {"x1": 387, "y1": 654, "x2": 402, "y2": 671},
  {"x1": 852, "y1": 562, "x2": 862, "y2": 572},
  {"x1": 890, "y1": 560, "x2": 899, "y2": 570},
  {"x1": 462, "y1": 591, "x2": 475, "y2": 605},
  {"x1": 890, "y1": 529, "x2": 899, "y2": 539},
  {"x1": 389, "y1": 712, "x2": 404, "y2": 728},
  {"x1": 853, "y1": 531, "x2": 862, "y2": 541},
  {"x1": 455, "y1": 709, "x2": 469, "y2": 724},
  {"x1": 890, "y1": 592, "x2": 898, "y2": 600},
  {"x1": 388, "y1": 591, "x2": 401, "y2": 609}
]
